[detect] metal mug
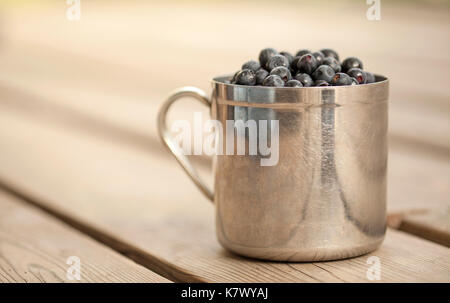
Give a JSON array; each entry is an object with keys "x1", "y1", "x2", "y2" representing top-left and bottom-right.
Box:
[{"x1": 157, "y1": 75, "x2": 389, "y2": 261}]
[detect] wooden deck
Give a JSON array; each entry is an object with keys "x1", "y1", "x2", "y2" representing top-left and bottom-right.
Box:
[{"x1": 0, "y1": 1, "x2": 449, "y2": 282}]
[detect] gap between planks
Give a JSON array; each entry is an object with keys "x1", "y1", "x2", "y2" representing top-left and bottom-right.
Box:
[{"x1": 0, "y1": 108, "x2": 448, "y2": 282}]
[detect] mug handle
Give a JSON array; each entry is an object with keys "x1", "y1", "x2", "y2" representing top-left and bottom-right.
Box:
[{"x1": 157, "y1": 86, "x2": 214, "y2": 202}]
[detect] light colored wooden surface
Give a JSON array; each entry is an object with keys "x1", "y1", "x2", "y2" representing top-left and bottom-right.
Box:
[
  {"x1": 399, "y1": 208, "x2": 450, "y2": 247},
  {"x1": 0, "y1": 1, "x2": 449, "y2": 157},
  {"x1": 0, "y1": 105, "x2": 448, "y2": 282},
  {"x1": 0, "y1": 0, "x2": 449, "y2": 282},
  {"x1": 0, "y1": 189, "x2": 170, "y2": 282}
]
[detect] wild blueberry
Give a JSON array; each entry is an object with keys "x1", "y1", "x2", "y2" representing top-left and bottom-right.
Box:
[
  {"x1": 320, "y1": 48, "x2": 340, "y2": 61},
  {"x1": 290, "y1": 56, "x2": 301, "y2": 71},
  {"x1": 350, "y1": 77, "x2": 359, "y2": 85},
  {"x1": 295, "y1": 49, "x2": 311, "y2": 57},
  {"x1": 266, "y1": 54, "x2": 289, "y2": 71},
  {"x1": 365, "y1": 72, "x2": 375, "y2": 83},
  {"x1": 255, "y1": 68, "x2": 269, "y2": 85},
  {"x1": 312, "y1": 51, "x2": 325, "y2": 65},
  {"x1": 314, "y1": 80, "x2": 330, "y2": 87},
  {"x1": 296, "y1": 54, "x2": 318, "y2": 75},
  {"x1": 280, "y1": 51, "x2": 294, "y2": 65},
  {"x1": 231, "y1": 70, "x2": 239, "y2": 83},
  {"x1": 346, "y1": 68, "x2": 366, "y2": 84},
  {"x1": 341, "y1": 57, "x2": 363, "y2": 73},
  {"x1": 295, "y1": 73, "x2": 314, "y2": 87},
  {"x1": 331, "y1": 73, "x2": 353, "y2": 86},
  {"x1": 270, "y1": 66, "x2": 292, "y2": 82},
  {"x1": 235, "y1": 69, "x2": 256, "y2": 85},
  {"x1": 285, "y1": 79, "x2": 303, "y2": 87},
  {"x1": 241, "y1": 60, "x2": 260, "y2": 72},
  {"x1": 262, "y1": 75, "x2": 285, "y2": 87},
  {"x1": 258, "y1": 48, "x2": 278, "y2": 69},
  {"x1": 312, "y1": 65, "x2": 335, "y2": 82},
  {"x1": 322, "y1": 57, "x2": 341, "y2": 73}
]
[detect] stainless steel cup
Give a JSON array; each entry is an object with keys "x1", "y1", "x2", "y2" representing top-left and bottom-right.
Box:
[{"x1": 157, "y1": 75, "x2": 389, "y2": 261}]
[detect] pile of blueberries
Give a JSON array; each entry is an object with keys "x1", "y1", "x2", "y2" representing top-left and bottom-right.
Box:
[{"x1": 230, "y1": 48, "x2": 376, "y2": 87}]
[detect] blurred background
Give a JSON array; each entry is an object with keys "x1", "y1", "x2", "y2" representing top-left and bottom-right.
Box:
[{"x1": 0, "y1": 0, "x2": 449, "y2": 212}]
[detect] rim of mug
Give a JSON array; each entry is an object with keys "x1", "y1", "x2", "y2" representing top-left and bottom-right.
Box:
[
  {"x1": 212, "y1": 74, "x2": 388, "y2": 89},
  {"x1": 212, "y1": 74, "x2": 389, "y2": 107}
]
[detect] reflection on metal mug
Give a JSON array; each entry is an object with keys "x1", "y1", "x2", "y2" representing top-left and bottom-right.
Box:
[{"x1": 157, "y1": 75, "x2": 389, "y2": 261}]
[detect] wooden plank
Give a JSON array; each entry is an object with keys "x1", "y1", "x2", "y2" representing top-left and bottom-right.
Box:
[
  {"x1": 0, "y1": 1, "x2": 449, "y2": 155},
  {"x1": 398, "y1": 209, "x2": 450, "y2": 248},
  {"x1": 0, "y1": 106, "x2": 449, "y2": 282},
  {"x1": 0, "y1": 189, "x2": 170, "y2": 283}
]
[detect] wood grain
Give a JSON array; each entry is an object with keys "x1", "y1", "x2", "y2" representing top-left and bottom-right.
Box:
[
  {"x1": 398, "y1": 208, "x2": 450, "y2": 247},
  {"x1": 0, "y1": 190, "x2": 170, "y2": 283},
  {"x1": 0, "y1": 106, "x2": 448, "y2": 282},
  {"x1": 0, "y1": 1, "x2": 449, "y2": 157}
]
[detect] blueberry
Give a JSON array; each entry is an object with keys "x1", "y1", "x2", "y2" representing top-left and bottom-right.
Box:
[
  {"x1": 296, "y1": 54, "x2": 318, "y2": 75},
  {"x1": 341, "y1": 57, "x2": 363, "y2": 73},
  {"x1": 241, "y1": 60, "x2": 260, "y2": 72},
  {"x1": 266, "y1": 54, "x2": 289, "y2": 71},
  {"x1": 346, "y1": 68, "x2": 366, "y2": 84},
  {"x1": 231, "y1": 71, "x2": 239, "y2": 83},
  {"x1": 295, "y1": 49, "x2": 311, "y2": 57},
  {"x1": 280, "y1": 51, "x2": 294, "y2": 65},
  {"x1": 331, "y1": 73, "x2": 353, "y2": 86},
  {"x1": 320, "y1": 48, "x2": 340, "y2": 61},
  {"x1": 322, "y1": 57, "x2": 341, "y2": 73},
  {"x1": 314, "y1": 80, "x2": 330, "y2": 87},
  {"x1": 262, "y1": 75, "x2": 285, "y2": 87},
  {"x1": 350, "y1": 77, "x2": 359, "y2": 85},
  {"x1": 235, "y1": 69, "x2": 256, "y2": 85},
  {"x1": 255, "y1": 68, "x2": 269, "y2": 85},
  {"x1": 270, "y1": 66, "x2": 292, "y2": 82},
  {"x1": 365, "y1": 72, "x2": 375, "y2": 83},
  {"x1": 285, "y1": 79, "x2": 303, "y2": 87},
  {"x1": 312, "y1": 51, "x2": 325, "y2": 65},
  {"x1": 258, "y1": 48, "x2": 278, "y2": 69},
  {"x1": 295, "y1": 73, "x2": 314, "y2": 87},
  {"x1": 312, "y1": 65, "x2": 335, "y2": 82},
  {"x1": 290, "y1": 56, "x2": 301, "y2": 71}
]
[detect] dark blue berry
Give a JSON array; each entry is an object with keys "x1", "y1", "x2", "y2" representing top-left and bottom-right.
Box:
[
  {"x1": 255, "y1": 68, "x2": 269, "y2": 85},
  {"x1": 297, "y1": 54, "x2": 318, "y2": 75},
  {"x1": 312, "y1": 51, "x2": 325, "y2": 65},
  {"x1": 235, "y1": 69, "x2": 256, "y2": 85},
  {"x1": 290, "y1": 56, "x2": 301, "y2": 71},
  {"x1": 322, "y1": 57, "x2": 341, "y2": 73},
  {"x1": 266, "y1": 54, "x2": 289, "y2": 71},
  {"x1": 280, "y1": 51, "x2": 294, "y2": 65},
  {"x1": 312, "y1": 65, "x2": 335, "y2": 82},
  {"x1": 347, "y1": 68, "x2": 366, "y2": 84},
  {"x1": 262, "y1": 75, "x2": 284, "y2": 87},
  {"x1": 350, "y1": 77, "x2": 359, "y2": 85},
  {"x1": 295, "y1": 49, "x2": 311, "y2": 57},
  {"x1": 241, "y1": 60, "x2": 260, "y2": 72},
  {"x1": 314, "y1": 80, "x2": 330, "y2": 87},
  {"x1": 258, "y1": 48, "x2": 278, "y2": 69},
  {"x1": 294, "y1": 73, "x2": 314, "y2": 87},
  {"x1": 231, "y1": 71, "x2": 239, "y2": 83},
  {"x1": 270, "y1": 66, "x2": 292, "y2": 82},
  {"x1": 285, "y1": 80, "x2": 303, "y2": 87},
  {"x1": 320, "y1": 48, "x2": 340, "y2": 61},
  {"x1": 365, "y1": 72, "x2": 375, "y2": 83},
  {"x1": 342, "y1": 57, "x2": 363, "y2": 73},
  {"x1": 331, "y1": 73, "x2": 353, "y2": 86}
]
